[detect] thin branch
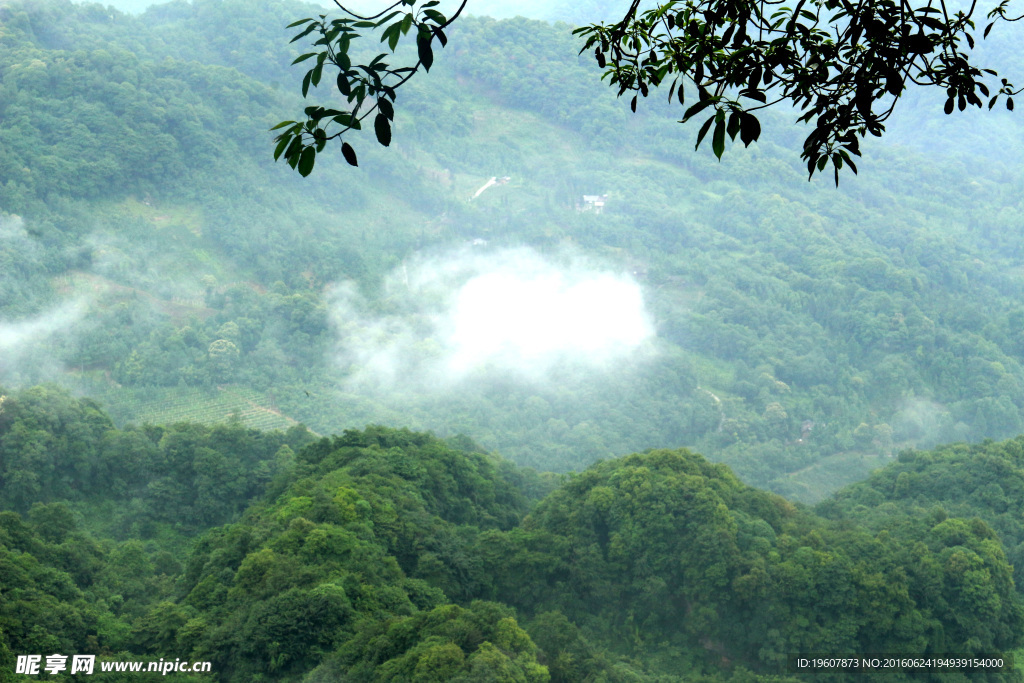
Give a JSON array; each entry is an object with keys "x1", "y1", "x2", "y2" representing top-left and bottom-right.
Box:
[{"x1": 331, "y1": 0, "x2": 404, "y2": 21}]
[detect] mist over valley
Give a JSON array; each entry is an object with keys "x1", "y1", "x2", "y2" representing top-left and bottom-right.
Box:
[{"x1": 8, "y1": 0, "x2": 1024, "y2": 496}]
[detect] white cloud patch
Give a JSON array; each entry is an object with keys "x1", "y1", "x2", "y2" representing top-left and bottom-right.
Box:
[
  {"x1": 329, "y1": 246, "x2": 655, "y2": 391},
  {"x1": 0, "y1": 300, "x2": 90, "y2": 379}
]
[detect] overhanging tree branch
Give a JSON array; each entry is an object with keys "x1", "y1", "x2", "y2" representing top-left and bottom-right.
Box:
[
  {"x1": 278, "y1": 0, "x2": 1020, "y2": 183},
  {"x1": 273, "y1": 0, "x2": 466, "y2": 175},
  {"x1": 573, "y1": 0, "x2": 1020, "y2": 183}
]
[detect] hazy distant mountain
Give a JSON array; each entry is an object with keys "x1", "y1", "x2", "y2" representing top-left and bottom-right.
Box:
[
  {"x1": 25, "y1": 0, "x2": 1024, "y2": 503},
  {"x1": 408, "y1": 0, "x2": 640, "y2": 23},
  {"x1": 90, "y1": 0, "x2": 154, "y2": 13},
  {"x1": 97, "y1": 0, "x2": 639, "y2": 23}
]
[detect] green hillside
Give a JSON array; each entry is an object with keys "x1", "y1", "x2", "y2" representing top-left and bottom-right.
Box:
[
  {"x1": 5, "y1": 0, "x2": 1024, "y2": 680},
  {"x1": 4, "y1": 0, "x2": 1024, "y2": 506},
  {"x1": 1, "y1": 387, "x2": 1022, "y2": 681}
]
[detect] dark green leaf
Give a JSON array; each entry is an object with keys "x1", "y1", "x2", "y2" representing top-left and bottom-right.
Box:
[
  {"x1": 748, "y1": 66, "x2": 763, "y2": 91},
  {"x1": 838, "y1": 149, "x2": 858, "y2": 174},
  {"x1": 342, "y1": 141, "x2": 358, "y2": 166},
  {"x1": 285, "y1": 135, "x2": 303, "y2": 160},
  {"x1": 741, "y1": 89, "x2": 767, "y2": 103},
  {"x1": 290, "y1": 23, "x2": 318, "y2": 43},
  {"x1": 726, "y1": 110, "x2": 740, "y2": 140},
  {"x1": 418, "y1": 29, "x2": 434, "y2": 71},
  {"x1": 374, "y1": 113, "x2": 392, "y2": 146},
  {"x1": 332, "y1": 113, "x2": 361, "y2": 130},
  {"x1": 711, "y1": 111, "x2": 726, "y2": 159},
  {"x1": 291, "y1": 52, "x2": 318, "y2": 65},
  {"x1": 298, "y1": 146, "x2": 316, "y2": 176},
  {"x1": 273, "y1": 133, "x2": 292, "y2": 161},
  {"x1": 695, "y1": 113, "x2": 715, "y2": 150},
  {"x1": 855, "y1": 82, "x2": 873, "y2": 115},
  {"x1": 337, "y1": 51, "x2": 351, "y2": 72},
  {"x1": 423, "y1": 9, "x2": 446, "y2": 24},
  {"x1": 886, "y1": 73, "x2": 902, "y2": 97},
  {"x1": 286, "y1": 18, "x2": 314, "y2": 28},
  {"x1": 315, "y1": 27, "x2": 340, "y2": 46},
  {"x1": 378, "y1": 98, "x2": 395, "y2": 120},
  {"x1": 682, "y1": 98, "x2": 714, "y2": 121},
  {"x1": 374, "y1": 11, "x2": 402, "y2": 27},
  {"x1": 381, "y1": 24, "x2": 399, "y2": 50},
  {"x1": 739, "y1": 112, "x2": 760, "y2": 146}
]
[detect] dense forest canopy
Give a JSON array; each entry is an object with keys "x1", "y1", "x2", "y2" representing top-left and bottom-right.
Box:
[{"x1": 1, "y1": 386, "x2": 1023, "y2": 680}]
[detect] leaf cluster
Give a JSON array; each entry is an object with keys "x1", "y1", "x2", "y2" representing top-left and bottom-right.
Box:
[
  {"x1": 573, "y1": 0, "x2": 1021, "y2": 183},
  {"x1": 273, "y1": 0, "x2": 463, "y2": 175}
]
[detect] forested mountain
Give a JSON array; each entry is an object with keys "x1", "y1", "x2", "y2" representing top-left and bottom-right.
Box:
[
  {"x1": 6, "y1": 1, "x2": 1024, "y2": 676},
  {"x1": 1, "y1": 386, "x2": 1022, "y2": 681},
  {"x1": 822, "y1": 437, "x2": 1024, "y2": 592},
  {"x1": 4, "y1": 0, "x2": 1024, "y2": 503},
  {"x1": 333, "y1": 0, "x2": 640, "y2": 24}
]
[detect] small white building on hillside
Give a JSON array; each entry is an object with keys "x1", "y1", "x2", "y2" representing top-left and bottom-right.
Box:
[{"x1": 579, "y1": 194, "x2": 608, "y2": 214}]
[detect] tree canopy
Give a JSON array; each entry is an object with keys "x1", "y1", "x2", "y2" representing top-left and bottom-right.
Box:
[
  {"x1": 2, "y1": 381, "x2": 1024, "y2": 680},
  {"x1": 278, "y1": 0, "x2": 1021, "y2": 183}
]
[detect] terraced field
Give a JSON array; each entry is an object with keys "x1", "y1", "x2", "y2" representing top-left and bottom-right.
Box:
[{"x1": 94, "y1": 385, "x2": 302, "y2": 432}]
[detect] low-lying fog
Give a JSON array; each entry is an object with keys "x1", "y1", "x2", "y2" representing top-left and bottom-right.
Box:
[{"x1": 329, "y1": 246, "x2": 657, "y2": 391}]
